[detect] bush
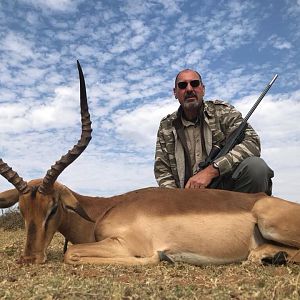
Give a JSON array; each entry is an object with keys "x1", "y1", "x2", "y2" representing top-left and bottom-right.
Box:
[{"x1": 0, "y1": 208, "x2": 24, "y2": 230}]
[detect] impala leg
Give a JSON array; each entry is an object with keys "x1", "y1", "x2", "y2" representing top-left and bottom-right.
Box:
[
  {"x1": 64, "y1": 237, "x2": 160, "y2": 265},
  {"x1": 248, "y1": 243, "x2": 300, "y2": 264},
  {"x1": 253, "y1": 197, "x2": 300, "y2": 248}
]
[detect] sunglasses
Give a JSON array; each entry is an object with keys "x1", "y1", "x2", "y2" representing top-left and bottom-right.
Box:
[{"x1": 177, "y1": 80, "x2": 201, "y2": 89}]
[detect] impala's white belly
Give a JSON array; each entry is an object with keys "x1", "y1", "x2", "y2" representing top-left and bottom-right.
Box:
[
  {"x1": 145, "y1": 212, "x2": 257, "y2": 264},
  {"x1": 96, "y1": 210, "x2": 259, "y2": 265}
]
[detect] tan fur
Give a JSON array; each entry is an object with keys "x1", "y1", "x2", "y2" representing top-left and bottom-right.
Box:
[
  {"x1": 1, "y1": 181, "x2": 300, "y2": 266},
  {"x1": 0, "y1": 188, "x2": 19, "y2": 208}
]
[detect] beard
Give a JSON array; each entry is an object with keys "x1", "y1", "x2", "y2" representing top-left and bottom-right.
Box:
[
  {"x1": 181, "y1": 94, "x2": 204, "y2": 121},
  {"x1": 182, "y1": 98, "x2": 203, "y2": 111}
]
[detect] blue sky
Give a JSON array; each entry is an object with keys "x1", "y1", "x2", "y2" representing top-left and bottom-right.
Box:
[{"x1": 0, "y1": 0, "x2": 299, "y2": 202}]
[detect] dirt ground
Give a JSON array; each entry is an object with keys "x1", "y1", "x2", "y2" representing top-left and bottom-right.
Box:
[{"x1": 1, "y1": 212, "x2": 300, "y2": 299}]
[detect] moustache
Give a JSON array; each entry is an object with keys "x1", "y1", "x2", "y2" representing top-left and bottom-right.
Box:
[{"x1": 184, "y1": 93, "x2": 197, "y2": 100}]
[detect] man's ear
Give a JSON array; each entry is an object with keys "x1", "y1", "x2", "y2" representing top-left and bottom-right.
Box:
[
  {"x1": 173, "y1": 87, "x2": 177, "y2": 99},
  {"x1": 0, "y1": 189, "x2": 19, "y2": 208},
  {"x1": 58, "y1": 186, "x2": 93, "y2": 222}
]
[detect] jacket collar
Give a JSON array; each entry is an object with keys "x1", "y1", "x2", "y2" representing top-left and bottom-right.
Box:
[{"x1": 203, "y1": 101, "x2": 214, "y2": 118}]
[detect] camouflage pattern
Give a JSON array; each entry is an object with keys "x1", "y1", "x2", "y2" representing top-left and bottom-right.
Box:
[{"x1": 154, "y1": 100, "x2": 261, "y2": 188}]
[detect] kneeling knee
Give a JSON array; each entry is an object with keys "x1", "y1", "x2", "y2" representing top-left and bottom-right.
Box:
[{"x1": 240, "y1": 157, "x2": 272, "y2": 179}]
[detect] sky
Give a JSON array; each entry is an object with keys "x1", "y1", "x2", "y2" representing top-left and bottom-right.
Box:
[{"x1": 0, "y1": 0, "x2": 299, "y2": 203}]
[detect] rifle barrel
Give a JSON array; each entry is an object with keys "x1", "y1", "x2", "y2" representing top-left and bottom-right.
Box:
[
  {"x1": 222, "y1": 74, "x2": 279, "y2": 155},
  {"x1": 208, "y1": 74, "x2": 278, "y2": 188},
  {"x1": 244, "y1": 74, "x2": 278, "y2": 122},
  {"x1": 270, "y1": 74, "x2": 278, "y2": 86}
]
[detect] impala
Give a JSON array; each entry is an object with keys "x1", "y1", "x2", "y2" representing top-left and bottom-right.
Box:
[{"x1": 1, "y1": 62, "x2": 300, "y2": 266}]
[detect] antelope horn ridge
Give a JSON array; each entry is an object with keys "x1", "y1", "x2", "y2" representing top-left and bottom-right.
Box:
[
  {"x1": 38, "y1": 61, "x2": 92, "y2": 195},
  {"x1": 0, "y1": 159, "x2": 30, "y2": 194}
]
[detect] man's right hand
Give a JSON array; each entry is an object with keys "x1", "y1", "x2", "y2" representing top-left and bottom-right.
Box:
[{"x1": 185, "y1": 165, "x2": 219, "y2": 189}]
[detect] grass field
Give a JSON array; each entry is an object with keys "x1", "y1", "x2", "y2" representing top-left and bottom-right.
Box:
[{"x1": 1, "y1": 211, "x2": 300, "y2": 299}]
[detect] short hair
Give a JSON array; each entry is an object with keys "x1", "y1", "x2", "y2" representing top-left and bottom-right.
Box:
[{"x1": 174, "y1": 69, "x2": 203, "y2": 88}]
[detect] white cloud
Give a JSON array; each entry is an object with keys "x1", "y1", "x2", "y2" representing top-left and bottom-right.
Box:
[
  {"x1": 1, "y1": 32, "x2": 35, "y2": 61},
  {"x1": 20, "y1": 0, "x2": 83, "y2": 12},
  {"x1": 120, "y1": 1, "x2": 158, "y2": 17},
  {"x1": 286, "y1": 0, "x2": 300, "y2": 16},
  {"x1": 0, "y1": 0, "x2": 299, "y2": 204},
  {"x1": 234, "y1": 91, "x2": 300, "y2": 200},
  {"x1": 268, "y1": 35, "x2": 292, "y2": 50},
  {"x1": 235, "y1": 91, "x2": 300, "y2": 144},
  {"x1": 160, "y1": 0, "x2": 182, "y2": 14},
  {"x1": 25, "y1": 12, "x2": 40, "y2": 25},
  {"x1": 0, "y1": 83, "x2": 80, "y2": 132},
  {"x1": 113, "y1": 98, "x2": 178, "y2": 148}
]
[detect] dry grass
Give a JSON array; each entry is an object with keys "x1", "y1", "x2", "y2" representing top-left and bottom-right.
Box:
[{"x1": 1, "y1": 212, "x2": 300, "y2": 299}]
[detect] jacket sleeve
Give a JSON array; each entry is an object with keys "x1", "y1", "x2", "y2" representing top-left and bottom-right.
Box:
[
  {"x1": 213, "y1": 105, "x2": 261, "y2": 175},
  {"x1": 154, "y1": 123, "x2": 178, "y2": 188}
]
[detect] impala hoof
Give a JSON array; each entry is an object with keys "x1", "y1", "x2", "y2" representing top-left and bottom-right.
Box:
[
  {"x1": 261, "y1": 251, "x2": 288, "y2": 266},
  {"x1": 158, "y1": 251, "x2": 175, "y2": 264},
  {"x1": 64, "y1": 248, "x2": 81, "y2": 264},
  {"x1": 17, "y1": 254, "x2": 46, "y2": 264}
]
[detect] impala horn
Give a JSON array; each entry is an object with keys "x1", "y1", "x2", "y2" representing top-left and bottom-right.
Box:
[
  {"x1": 0, "y1": 159, "x2": 30, "y2": 194},
  {"x1": 38, "y1": 60, "x2": 92, "y2": 195}
]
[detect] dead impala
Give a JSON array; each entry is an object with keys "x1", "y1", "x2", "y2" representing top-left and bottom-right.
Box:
[{"x1": 1, "y1": 62, "x2": 300, "y2": 266}]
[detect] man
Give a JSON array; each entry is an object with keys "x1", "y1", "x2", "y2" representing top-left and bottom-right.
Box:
[{"x1": 154, "y1": 69, "x2": 274, "y2": 195}]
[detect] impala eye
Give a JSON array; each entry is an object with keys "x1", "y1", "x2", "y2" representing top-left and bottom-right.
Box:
[{"x1": 48, "y1": 205, "x2": 58, "y2": 219}]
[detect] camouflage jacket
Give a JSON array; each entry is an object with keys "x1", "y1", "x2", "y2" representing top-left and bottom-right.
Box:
[{"x1": 154, "y1": 100, "x2": 261, "y2": 188}]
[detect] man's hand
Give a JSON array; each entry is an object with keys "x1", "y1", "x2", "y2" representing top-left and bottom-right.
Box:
[{"x1": 185, "y1": 164, "x2": 219, "y2": 189}]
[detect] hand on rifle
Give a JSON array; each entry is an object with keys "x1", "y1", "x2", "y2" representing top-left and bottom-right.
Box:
[{"x1": 185, "y1": 165, "x2": 219, "y2": 189}]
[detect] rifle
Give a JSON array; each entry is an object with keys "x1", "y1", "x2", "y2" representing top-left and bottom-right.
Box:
[{"x1": 198, "y1": 74, "x2": 278, "y2": 189}]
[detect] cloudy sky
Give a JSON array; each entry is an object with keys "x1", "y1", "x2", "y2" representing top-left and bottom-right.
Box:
[{"x1": 0, "y1": 0, "x2": 299, "y2": 203}]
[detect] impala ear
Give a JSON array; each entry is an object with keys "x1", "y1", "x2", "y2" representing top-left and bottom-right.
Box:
[
  {"x1": 0, "y1": 188, "x2": 20, "y2": 208},
  {"x1": 58, "y1": 186, "x2": 93, "y2": 222}
]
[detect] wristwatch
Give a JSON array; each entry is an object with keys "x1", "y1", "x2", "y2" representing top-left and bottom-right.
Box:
[{"x1": 212, "y1": 162, "x2": 220, "y2": 174}]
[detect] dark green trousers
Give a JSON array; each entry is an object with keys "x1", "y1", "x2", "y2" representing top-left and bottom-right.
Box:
[{"x1": 215, "y1": 157, "x2": 274, "y2": 195}]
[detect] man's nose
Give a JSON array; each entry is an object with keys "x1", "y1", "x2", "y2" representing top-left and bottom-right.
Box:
[{"x1": 186, "y1": 82, "x2": 193, "y2": 91}]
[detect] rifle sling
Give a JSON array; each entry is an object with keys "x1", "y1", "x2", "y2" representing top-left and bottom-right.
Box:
[
  {"x1": 173, "y1": 105, "x2": 207, "y2": 186},
  {"x1": 172, "y1": 117, "x2": 193, "y2": 186}
]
